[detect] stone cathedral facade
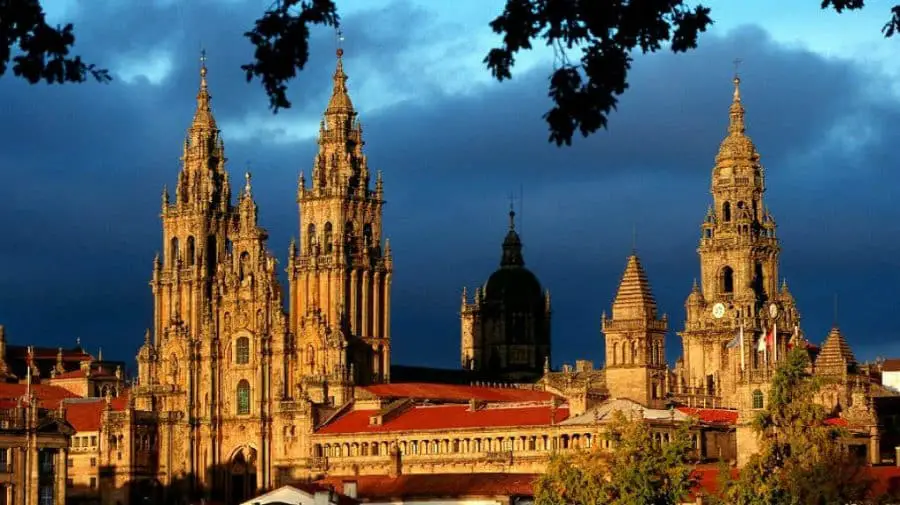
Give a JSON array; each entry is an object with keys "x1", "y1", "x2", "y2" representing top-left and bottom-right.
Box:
[{"x1": 38, "y1": 47, "x2": 896, "y2": 505}]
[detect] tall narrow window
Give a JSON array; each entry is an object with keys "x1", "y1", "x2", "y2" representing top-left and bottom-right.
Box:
[
  {"x1": 237, "y1": 380, "x2": 251, "y2": 415},
  {"x1": 307, "y1": 223, "x2": 316, "y2": 253},
  {"x1": 186, "y1": 236, "x2": 196, "y2": 266},
  {"x1": 239, "y1": 252, "x2": 250, "y2": 281},
  {"x1": 721, "y1": 266, "x2": 734, "y2": 294},
  {"x1": 324, "y1": 222, "x2": 333, "y2": 254},
  {"x1": 363, "y1": 223, "x2": 373, "y2": 247},
  {"x1": 235, "y1": 337, "x2": 250, "y2": 365},
  {"x1": 723, "y1": 202, "x2": 732, "y2": 222},
  {"x1": 169, "y1": 237, "x2": 179, "y2": 265}
]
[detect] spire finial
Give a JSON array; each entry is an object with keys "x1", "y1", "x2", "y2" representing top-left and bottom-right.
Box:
[
  {"x1": 336, "y1": 28, "x2": 345, "y2": 59},
  {"x1": 833, "y1": 292, "x2": 839, "y2": 328},
  {"x1": 631, "y1": 223, "x2": 637, "y2": 254},
  {"x1": 244, "y1": 169, "x2": 252, "y2": 195},
  {"x1": 508, "y1": 194, "x2": 516, "y2": 231},
  {"x1": 728, "y1": 60, "x2": 745, "y2": 135},
  {"x1": 200, "y1": 48, "x2": 208, "y2": 88}
]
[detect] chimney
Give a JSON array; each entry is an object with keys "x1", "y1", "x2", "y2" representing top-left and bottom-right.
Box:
[{"x1": 343, "y1": 480, "x2": 358, "y2": 499}]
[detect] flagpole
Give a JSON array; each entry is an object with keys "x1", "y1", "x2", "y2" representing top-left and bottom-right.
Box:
[{"x1": 773, "y1": 321, "x2": 778, "y2": 362}]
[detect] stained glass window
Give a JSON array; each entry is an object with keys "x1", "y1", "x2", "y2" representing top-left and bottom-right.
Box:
[
  {"x1": 236, "y1": 337, "x2": 250, "y2": 365},
  {"x1": 237, "y1": 380, "x2": 251, "y2": 415}
]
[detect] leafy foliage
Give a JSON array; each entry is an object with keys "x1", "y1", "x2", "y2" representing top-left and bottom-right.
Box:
[
  {"x1": 534, "y1": 410, "x2": 697, "y2": 505},
  {"x1": 241, "y1": 0, "x2": 339, "y2": 113},
  {"x1": 714, "y1": 347, "x2": 882, "y2": 505},
  {"x1": 2, "y1": 0, "x2": 899, "y2": 146},
  {"x1": 0, "y1": 0, "x2": 109, "y2": 84},
  {"x1": 484, "y1": 0, "x2": 713, "y2": 146}
]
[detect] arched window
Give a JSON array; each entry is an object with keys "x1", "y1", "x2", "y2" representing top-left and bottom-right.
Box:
[
  {"x1": 306, "y1": 345, "x2": 315, "y2": 366},
  {"x1": 631, "y1": 340, "x2": 637, "y2": 363},
  {"x1": 169, "y1": 237, "x2": 180, "y2": 265},
  {"x1": 235, "y1": 337, "x2": 250, "y2": 365},
  {"x1": 186, "y1": 236, "x2": 196, "y2": 266},
  {"x1": 721, "y1": 266, "x2": 734, "y2": 294},
  {"x1": 722, "y1": 202, "x2": 731, "y2": 222},
  {"x1": 237, "y1": 380, "x2": 251, "y2": 415},
  {"x1": 307, "y1": 223, "x2": 316, "y2": 253},
  {"x1": 323, "y1": 222, "x2": 333, "y2": 254},
  {"x1": 752, "y1": 389, "x2": 764, "y2": 409},
  {"x1": 611, "y1": 342, "x2": 618, "y2": 366}
]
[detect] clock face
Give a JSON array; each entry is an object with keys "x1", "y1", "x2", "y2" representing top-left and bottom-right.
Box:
[
  {"x1": 769, "y1": 303, "x2": 779, "y2": 318},
  {"x1": 712, "y1": 302, "x2": 726, "y2": 319}
]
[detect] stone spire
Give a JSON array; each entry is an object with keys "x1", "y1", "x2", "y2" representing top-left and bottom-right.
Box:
[
  {"x1": 611, "y1": 254, "x2": 657, "y2": 320},
  {"x1": 815, "y1": 326, "x2": 857, "y2": 376},
  {"x1": 326, "y1": 47, "x2": 354, "y2": 114},
  {"x1": 190, "y1": 49, "x2": 217, "y2": 134},
  {"x1": 715, "y1": 75, "x2": 760, "y2": 166}
]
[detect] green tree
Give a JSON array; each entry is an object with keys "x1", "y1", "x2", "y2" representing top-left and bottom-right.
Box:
[
  {"x1": 534, "y1": 410, "x2": 697, "y2": 505},
  {"x1": 714, "y1": 347, "x2": 884, "y2": 505},
  {"x1": 2, "y1": 0, "x2": 899, "y2": 145}
]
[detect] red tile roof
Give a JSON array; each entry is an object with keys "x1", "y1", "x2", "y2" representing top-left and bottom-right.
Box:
[
  {"x1": 318, "y1": 473, "x2": 538, "y2": 499},
  {"x1": 63, "y1": 393, "x2": 130, "y2": 432},
  {"x1": 360, "y1": 383, "x2": 556, "y2": 403},
  {"x1": 677, "y1": 407, "x2": 739, "y2": 425},
  {"x1": 0, "y1": 383, "x2": 80, "y2": 409},
  {"x1": 883, "y1": 359, "x2": 900, "y2": 372},
  {"x1": 824, "y1": 417, "x2": 850, "y2": 427},
  {"x1": 52, "y1": 370, "x2": 86, "y2": 380},
  {"x1": 317, "y1": 404, "x2": 569, "y2": 434}
]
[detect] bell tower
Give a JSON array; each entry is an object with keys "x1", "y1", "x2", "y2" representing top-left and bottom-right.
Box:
[
  {"x1": 602, "y1": 253, "x2": 668, "y2": 408},
  {"x1": 152, "y1": 50, "x2": 232, "y2": 342},
  {"x1": 288, "y1": 47, "x2": 392, "y2": 404},
  {"x1": 679, "y1": 75, "x2": 799, "y2": 407}
]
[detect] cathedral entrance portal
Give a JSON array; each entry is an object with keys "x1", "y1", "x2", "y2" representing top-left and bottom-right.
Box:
[{"x1": 229, "y1": 447, "x2": 257, "y2": 504}]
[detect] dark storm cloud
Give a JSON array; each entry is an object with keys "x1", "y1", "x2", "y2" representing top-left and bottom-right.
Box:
[{"x1": 0, "y1": 0, "x2": 897, "y2": 371}]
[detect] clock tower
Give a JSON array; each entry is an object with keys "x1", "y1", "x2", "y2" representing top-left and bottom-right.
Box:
[{"x1": 678, "y1": 75, "x2": 800, "y2": 409}]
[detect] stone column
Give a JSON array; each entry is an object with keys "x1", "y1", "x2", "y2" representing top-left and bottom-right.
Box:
[
  {"x1": 54, "y1": 448, "x2": 66, "y2": 505},
  {"x1": 349, "y1": 270, "x2": 358, "y2": 334},
  {"x1": 373, "y1": 272, "x2": 382, "y2": 339},
  {"x1": 361, "y1": 272, "x2": 370, "y2": 338},
  {"x1": 869, "y1": 427, "x2": 881, "y2": 465}
]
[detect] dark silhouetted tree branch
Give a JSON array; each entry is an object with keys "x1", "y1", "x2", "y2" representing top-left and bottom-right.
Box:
[
  {"x1": 3, "y1": 0, "x2": 898, "y2": 146},
  {"x1": 0, "y1": 0, "x2": 109, "y2": 84}
]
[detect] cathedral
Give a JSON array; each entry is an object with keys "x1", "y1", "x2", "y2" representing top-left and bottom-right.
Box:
[{"x1": 1, "y1": 43, "x2": 894, "y2": 505}]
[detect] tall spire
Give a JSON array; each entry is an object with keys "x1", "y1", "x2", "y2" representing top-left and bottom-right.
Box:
[
  {"x1": 191, "y1": 49, "x2": 216, "y2": 131},
  {"x1": 728, "y1": 75, "x2": 745, "y2": 135},
  {"x1": 326, "y1": 43, "x2": 354, "y2": 114}
]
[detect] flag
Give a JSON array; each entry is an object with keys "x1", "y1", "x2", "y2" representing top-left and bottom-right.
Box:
[{"x1": 756, "y1": 332, "x2": 767, "y2": 352}]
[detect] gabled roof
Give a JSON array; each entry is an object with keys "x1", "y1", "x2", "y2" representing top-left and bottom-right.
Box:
[
  {"x1": 63, "y1": 393, "x2": 130, "y2": 432},
  {"x1": 360, "y1": 383, "x2": 556, "y2": 403},
  {"x1": 676, "y1": 407, "x2": 738, "y2": 426},
  {"x1": 0, "y1": 383, "x2": 80, "y2": 409},
  {"x1": 316, "y1": 403, "x2": 568, "y2": 435},
  {"x1": 238, "y1": 484, "x2": 359, "y2": 505},
  {"x1": 561, "y1": 398, "x2": 690, "y2": 425}
]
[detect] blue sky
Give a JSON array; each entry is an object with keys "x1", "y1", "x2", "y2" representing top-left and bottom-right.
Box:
[{"x1": 3, "y1": 0, "x2": 899, "y2": 372}]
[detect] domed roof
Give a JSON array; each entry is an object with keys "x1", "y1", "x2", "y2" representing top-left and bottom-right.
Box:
[{"x1": 483, "y1": 209, "x2": 543, "y2": 308}]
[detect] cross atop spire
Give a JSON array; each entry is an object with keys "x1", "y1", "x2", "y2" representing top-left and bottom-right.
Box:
[{"x1": 326, "y1": 30, "x2": 353, "y2": 114}]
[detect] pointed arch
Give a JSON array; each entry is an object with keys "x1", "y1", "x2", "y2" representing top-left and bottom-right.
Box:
[
  {"x1": 169, "y1": 237, "x2": 180, "y2": 265},
  {"x1": 186, "y1": 236, "x2": 196, "y2": 266},
  {"x1": 307, "y1": 223, "x2": 316, "y2": 253}
]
